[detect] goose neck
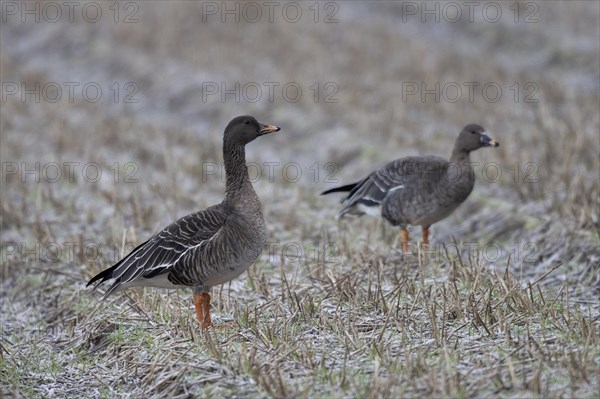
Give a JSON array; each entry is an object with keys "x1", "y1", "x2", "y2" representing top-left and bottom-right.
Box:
[{"x1": 223, "y1": 141, "x2": 250, "y2": 198}]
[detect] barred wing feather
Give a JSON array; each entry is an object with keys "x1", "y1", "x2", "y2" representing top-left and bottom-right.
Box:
[
  {"x1": 87, "y1": 205, "x2": 227, "y2": 299},
  {"x1": 339, "y1": 156, "x2": 448, "y2": 215}
]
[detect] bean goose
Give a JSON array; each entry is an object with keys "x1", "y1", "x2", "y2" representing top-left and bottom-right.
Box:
[
  {"x1": 87, "y1": 116, "x2": 281, "y2": 328},
  {"x1": 322, "y1": 124, "x2": 499, "y2": 253}
]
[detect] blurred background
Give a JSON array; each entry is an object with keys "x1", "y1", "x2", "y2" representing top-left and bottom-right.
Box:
[
  {"x1": 2, "y1": 0, "x2": 598, "y2": 276},
  {"x1": 1, "y1": 1, "x2": 599, "y2": 397}
]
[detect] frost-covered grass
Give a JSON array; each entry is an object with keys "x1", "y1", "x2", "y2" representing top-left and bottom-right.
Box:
[{"x1": 1, "y1": 2, "x2": 599, "y2": 398}]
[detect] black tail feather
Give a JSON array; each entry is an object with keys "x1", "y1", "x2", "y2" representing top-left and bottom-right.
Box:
[
  {"x1": 87, "y1": 263, "x2": 119, "y2": 287},
  {"x1": 321, "y1": 182, "x2": 359, "y2": 195},
  {"x1": 86, "y1": 238, "x2": 150, "y2": 288}
]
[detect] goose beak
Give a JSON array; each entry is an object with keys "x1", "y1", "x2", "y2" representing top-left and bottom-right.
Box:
[
  {"x1": 259, "y1": 123, "x2": 281, "y2": 135},
  {"x1": 481, "y1": 133, "x2": 499, "y2": 147}
]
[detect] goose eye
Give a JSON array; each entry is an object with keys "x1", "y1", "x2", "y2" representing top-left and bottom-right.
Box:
[{"x1": 244, "y1": 119, "x2": 251, "y2": 125}]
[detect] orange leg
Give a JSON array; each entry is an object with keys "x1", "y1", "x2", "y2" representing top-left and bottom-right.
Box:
[
  {"x1": 193, "y1": 292, "x2": 212, "y2": 328},
  {"x1": 400, "y1": 228, "x2": 410, "y2": 254},
  {"x1": 422, "y1": 225, "x2": 430, "y2": 248}
]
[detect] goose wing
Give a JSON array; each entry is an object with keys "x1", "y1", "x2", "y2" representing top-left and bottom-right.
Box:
[
  {"x1": 87, "y1": 204, "x2": 227, "y2": 298},
  {"x1": 338, "y1": 156, "x2": 448, "y2": 216}
]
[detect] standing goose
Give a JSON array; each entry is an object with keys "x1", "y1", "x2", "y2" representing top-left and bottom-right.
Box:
[
  {"x1": 87, "y1": 116, "x2": 281, "y2": 328},
  {"x1": 322, "y1": 124, "x2": 499, "y2": 253}
]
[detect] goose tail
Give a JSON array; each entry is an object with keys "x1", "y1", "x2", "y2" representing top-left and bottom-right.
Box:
[{"x1": 321, "y1": 182, "x2": 358, "y2": 196}]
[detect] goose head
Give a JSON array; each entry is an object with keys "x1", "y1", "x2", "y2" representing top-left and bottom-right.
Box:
[{"x1": 224, "y1": 115, "x2": 281, "y2": 146}]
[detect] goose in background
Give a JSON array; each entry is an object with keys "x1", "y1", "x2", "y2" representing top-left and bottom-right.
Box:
[{"x1": 322, "y1": 124, "x2": 499, "y2": 253}]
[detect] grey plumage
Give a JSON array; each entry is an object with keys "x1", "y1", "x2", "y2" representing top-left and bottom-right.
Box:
[
  {"x1": 87, "y1": 116, "x2": 280, "y2": 326},
  {"x1": 322, "y1": 124, "x2": 499, "y2": 250}
]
